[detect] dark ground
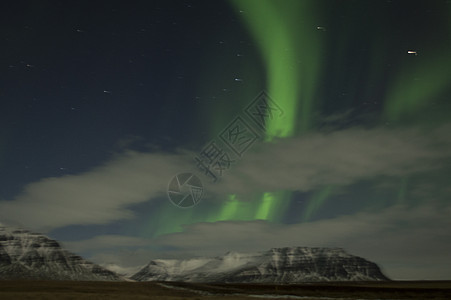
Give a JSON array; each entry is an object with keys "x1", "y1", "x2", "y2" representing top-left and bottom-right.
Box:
[{"x1": 0, "y1": 280, "x2": 450, "y2": 299}]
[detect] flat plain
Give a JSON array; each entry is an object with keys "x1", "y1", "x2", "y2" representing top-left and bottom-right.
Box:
[{"x1": 0, "y1": 280, "x2": 450, "y2": 299}]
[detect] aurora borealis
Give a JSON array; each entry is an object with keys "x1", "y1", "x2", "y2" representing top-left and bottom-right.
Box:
[{"x1": 1, "y1": 0, "x2": 451, "y2": 280}]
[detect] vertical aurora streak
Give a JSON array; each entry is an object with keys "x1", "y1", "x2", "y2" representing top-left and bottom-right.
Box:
[
  {"x1": 226, "y1": 0, "x2": 325, "y2": 223},
  {"x1": 396, "y1": 178, "x2": 408, "y2": 206},
  {"x1": 383, "y1": 2, "x2": 451, "y2": 124},
  {"x1": 254, "y1": 190, "x2": 292, "y2": 221},
  {"x1": 384, "y1": 53, "x2": 451, "y2": 123},
  {"x1": 230, "y1": 0, "x2": 323, "y2": 138},
  {"x1": 254, "y1": 192, "x2": 276, "y2": 220},
  {"x1": 138, "y1": 0, "x2": 451, "y2": 240},
  {"x1": 301, "y1": 185, "x2": 334, "y2": 222}
]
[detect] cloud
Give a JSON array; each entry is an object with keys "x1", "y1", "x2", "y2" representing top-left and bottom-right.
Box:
[
  {"x1": 89, "y1": 249, "x2": 162, "y2": 273},
  {"x1": 62, "y1": 235, "x2": 154, "y2": 253},
  {"x1": 1, "y1": 123, "x2": 450, "y2": 232},
  {"x1": 209, "y1": 123, "x2": 451, "y2": 196},
  {"x1": 0, "y1": 150, "x2": 194, "y2": 231},
  {"x1": 62, "y1": 236, "x2": 164, "y2": 270},
  {"x1": 70, "y1": 202, "x2": 451, "y2": 280},
  {"x1": 151, "y1": 203, "x2": 451, "y2": 279}
]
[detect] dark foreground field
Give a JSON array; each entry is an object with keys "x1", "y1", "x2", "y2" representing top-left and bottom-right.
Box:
[{"x1": 0, "y1": 280, "x2": 450, "y2": 300}]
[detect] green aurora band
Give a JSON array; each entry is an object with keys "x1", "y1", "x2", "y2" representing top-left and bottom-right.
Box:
[
  {"x1": 141, "y1": 0, "x2": 330, "y2": 237},
  {"x1": 230, "y1": 0, "x2": 324, "y2": 137},
  {"x1": 139, "y1": 1, "x2": 451, "y2": 238},
  {"x1": 301, "y1": 185, "x2": 334, "y2": 222},
  {"x1": 222, "y1": 0, "x2": 325, "y2": 223},
  {"x1": 384, "y1": 51, "x2": 451, "y2": 123}
]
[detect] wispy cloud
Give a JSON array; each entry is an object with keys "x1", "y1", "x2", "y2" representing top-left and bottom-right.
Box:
[
  {"x1": 174, "y1": 204, "x2": 451, "y2": 259},
  {"x1": 69, "y1": 202, "x2": 451, "y2": 280},
  {"x1": 0, "y1": 150, "x2": 194, "y2": 231},
  {"x1": 1, "y1": 123, "x2": 450, "y2": 232},
  {"x1": 210, "y1": 123, "x2": 451, "y2": 196},
  {"x1": 62, "y1": 235, "x2": 154, "y2": 253},
  {"x1": 162, "y1": 203, "x2": 451, "y2": 280}
]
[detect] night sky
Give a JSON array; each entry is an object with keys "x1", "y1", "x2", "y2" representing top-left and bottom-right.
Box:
[{"x1": 1, "y1": 0, "x2": 451, "y2": 279}]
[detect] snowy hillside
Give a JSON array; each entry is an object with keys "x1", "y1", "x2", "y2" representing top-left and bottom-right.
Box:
[
  {"x1": 0, "y1": 225, "x2": 121, "y2": 281},
  {"x1": 132, "y1": 247, "x2": 389, "y2": 282}
]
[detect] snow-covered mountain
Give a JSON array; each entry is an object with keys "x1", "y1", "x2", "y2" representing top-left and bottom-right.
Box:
[
  {"x1": 132, "y1": 247, "x2": 389, "y2": 282},
  {"x1": 0, "y1": 225, "x2": 121, "y2": 281},
  {"x1": 101, "y1": 263, "x2": 145, "y2": 278}
]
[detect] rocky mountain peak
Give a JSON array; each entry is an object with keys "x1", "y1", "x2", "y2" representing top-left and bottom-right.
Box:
[
  {"x1": 132, "y1": 246, "x2": 389, "y2": 283},
  {"x1": 0, "y1": 225, "x2": 122, "y2": 281}
]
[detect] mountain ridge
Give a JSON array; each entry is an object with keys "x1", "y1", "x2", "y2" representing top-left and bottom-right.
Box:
[
  {"x1": 131, "y1": 246, "x2": 389, "y2": 283},
  {"x1": 0, "y1": 224, "x2": 389, "y2": 283},
  {"x1": 0, "y1": 225, "x2": 122, "y2": 281}
]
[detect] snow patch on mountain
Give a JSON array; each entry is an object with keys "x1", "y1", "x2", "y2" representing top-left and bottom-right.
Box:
[
  {"x1": 0, "y1": 225, "x2": 122, "y2": 281},
  {"x1": 132, "y1": 247, "x2": 389, "y2": 283}
]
